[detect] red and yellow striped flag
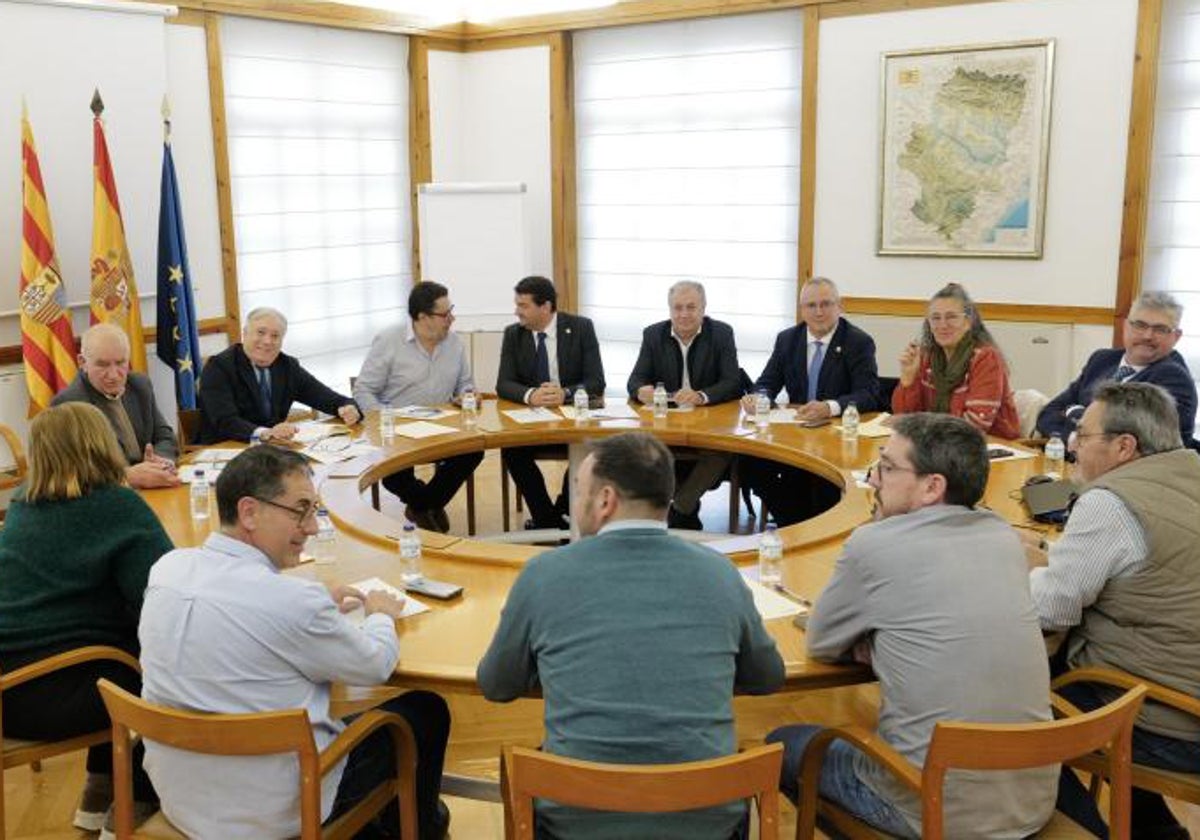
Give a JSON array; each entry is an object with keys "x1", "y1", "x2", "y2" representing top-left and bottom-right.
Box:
[
  {"x1": 19, "y1": 107, "x2": 78, "y2": 414},
  {"x1": 90, "y1": 96, "x2": 147, "y2": 372}
]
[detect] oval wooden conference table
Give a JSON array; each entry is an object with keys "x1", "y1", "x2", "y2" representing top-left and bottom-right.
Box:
[{"x1": 141, "y1": 399, "x2": 1054, "y2": 697}]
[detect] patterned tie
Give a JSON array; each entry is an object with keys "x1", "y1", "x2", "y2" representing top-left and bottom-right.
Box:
[
  {"x1": 256, "y1": 367, "x2": 273, "y2": 418},
  {"x1": 806, "y1": 341, "x2": 825, "y2": 403},
  {"x1": 1113, "y1": 365, "x2": 1136, "y2": 382},
  {"x1": 534, "y1": 332, "x2": 550, "y2": 384}
]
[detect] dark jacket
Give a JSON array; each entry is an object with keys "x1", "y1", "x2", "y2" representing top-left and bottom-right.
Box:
[
  {"x1": 496, "y1": 312, "x2": 606, "y2": 403},
  {"x1": 1036, "y1": 348, "x2": 1197, "y2": 446},
  {"x1": 753, "y1": 317, "x2": 881, "y2": 411},
  {"x1": 626, "y1": 317, "x2": 742, "y2": 404},
  {"x1": 52, "y1": 371, "x2": 178, "y2": 461},
  {"x1": 197, "y1": 344, "x2": 355, "y2": 443}
]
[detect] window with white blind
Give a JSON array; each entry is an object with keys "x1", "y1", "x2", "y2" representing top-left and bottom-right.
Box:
[
  {"x1": 221, "y1": 17, "x2": 411, "y2": 391},
  {"x1": 574, "y1": 11, "x2": 804, "y2": 395},
  {"x1": 1144, "y1": 0, "x2": 1200, "y2": 424}
]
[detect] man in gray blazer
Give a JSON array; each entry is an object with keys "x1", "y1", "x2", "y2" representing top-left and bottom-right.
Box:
[
  {"x1": 52, "y1": 323, "x2": 179, "y2": 489},
  {"x1": 478, "y1": 432, "x2": 783, "y2": 839}
]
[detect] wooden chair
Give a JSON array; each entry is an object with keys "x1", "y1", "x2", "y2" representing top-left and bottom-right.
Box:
[
  {"x1": 0, "y1": 423, "x2": 27, "y2": 493},
  {"x1": 1053, "y1": 667, "x2": 1200, "y2": 809},
  {"x1": 1, "y1": 646, "x2": 141, "y2": 839},
  {"x1": 794, "y1": 686, "x2": 1147, "y2": 840},
  {"x1": 501, "y1": 742, "x2": 784, "y2": 840},
  {"x1": 97, "y1": 679, "x2": 419, "y2": 840},
  {"x1": 175, "y1": 409, "x2": 202, "y2": 453}
]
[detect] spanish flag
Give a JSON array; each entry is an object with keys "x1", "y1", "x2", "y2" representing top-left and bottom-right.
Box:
[
  {"x1": 19, "y1": 105, "x2": 78, "y2": 414},
  {"x1": 90, "y1": 90, "x2": 147, "y2": 372}
]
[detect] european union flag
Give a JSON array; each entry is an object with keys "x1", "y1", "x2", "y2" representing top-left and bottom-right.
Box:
[{"x1": 156, "y1": 140, "x2": 203, "y2": 409}]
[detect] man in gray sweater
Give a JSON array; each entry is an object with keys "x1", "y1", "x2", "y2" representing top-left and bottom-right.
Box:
[
  {"x1": 477, "y1": 432, "x2": 785, "y2": 839},
  {"x1": 769, "y1": 413, "x2": 1056, "y2": 838}
]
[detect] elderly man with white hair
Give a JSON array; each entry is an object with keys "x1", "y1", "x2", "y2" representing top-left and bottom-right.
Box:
[
  {"x1": 198, "y1": 307, "x2": 361, "y2": 444},
  {"x1": 52, "y1": 323, "x2": 179, "y2": 489}
]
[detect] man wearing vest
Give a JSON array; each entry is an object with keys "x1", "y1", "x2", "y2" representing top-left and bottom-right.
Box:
[{"x1": 1027, "y1": 381, "x2": 1200, "y2": 839}]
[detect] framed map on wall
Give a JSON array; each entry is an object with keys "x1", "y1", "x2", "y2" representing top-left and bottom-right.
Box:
[{"x1": 878, "y1": 39, "x2": 1055, "y2": 258}]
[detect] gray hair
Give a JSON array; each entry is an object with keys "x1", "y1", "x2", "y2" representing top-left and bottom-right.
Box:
[
  {"x1": 890, "y1": 413, "x2": 990, "y2": 507},
  {"x1": 801, "y1": 276, "x2": 841, "y2": 302},
  {"x1": 1131, "y1": 290, "x2": 1184, "y2": 329},
  {"x1": 668, "y1": 280, "x2": 706, "y2": 307},
  {"x1": 243, "y1": 306, "x2": 289, "y2": 335},
  {"x1": 80, "y1": 322, "x2": 130, "y2": 360},
  {"x1": 1092, "y1": 382, "x2": 1183, "y2": 456}
]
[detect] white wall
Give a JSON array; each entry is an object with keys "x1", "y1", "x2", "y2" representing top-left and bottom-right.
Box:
[
  {"x1": 427, "y1": 45, "x2": 553, "y2": 283},
  {"x1": 815, "y1": 0, "x2": 1139, "y2": 309}
]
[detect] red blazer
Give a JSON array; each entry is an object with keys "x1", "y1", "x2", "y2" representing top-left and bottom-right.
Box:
[{"x1": 892, "y1": 344, "x2": 1020, "y2": 439}]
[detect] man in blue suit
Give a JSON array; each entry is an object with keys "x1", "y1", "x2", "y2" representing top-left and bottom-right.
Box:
[
  {"x1": 745, "y1": 277, "x2": 882, "y2": 525},
  {"x1": 1037, "y1": 291, "x2": 1196, "y2": 448}
]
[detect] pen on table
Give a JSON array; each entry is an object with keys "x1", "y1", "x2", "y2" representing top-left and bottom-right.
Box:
[{"x1": 771, "y1": 582, "x2": 813, "y2": 609}]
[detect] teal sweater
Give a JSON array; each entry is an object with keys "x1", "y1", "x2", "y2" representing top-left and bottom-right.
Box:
[{"x1": 0, "y1": 484, "x2": 174, "y2": 655}]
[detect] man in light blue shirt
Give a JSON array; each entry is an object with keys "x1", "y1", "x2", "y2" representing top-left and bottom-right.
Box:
[
  {"x1": 138, "y1": 446, "x2": 450, "y2": 840},
  {"x1": 354, "y1": 281, "x2": 482, "y2": 532}
]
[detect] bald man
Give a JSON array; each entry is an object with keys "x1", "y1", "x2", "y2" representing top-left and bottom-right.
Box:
[{"x1": 52, "y1": 323, "x2": 180, "y2": 489}]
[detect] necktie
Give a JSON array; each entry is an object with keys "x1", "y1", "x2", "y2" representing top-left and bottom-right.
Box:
[
  {"x1": 534, "y1": 332, "x2": 550, "y2": 384},
  {"x1": 256, "y1": 367, "x2": 273, "y2": 418},
  {"x1": 1113, "y1": 365, "x2": 1136, "y2": 382},
  {"x1": 806, "y1": 341, "x2": 825, "y2": 403},
  {"x1": 105, "y1": 398, "x2": 141, "y2": 464}
]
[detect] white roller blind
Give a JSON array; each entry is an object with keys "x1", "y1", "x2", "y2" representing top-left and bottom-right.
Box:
[
  {"x1": 1144, "y1": 0, "x2": 1200, "y2": 418},
  {"x1": 221, "y1": 17, "x2": 411, "y2": 391},
  {"x1": 574, "y1": 11, "x2": 803, "y2": 394}
]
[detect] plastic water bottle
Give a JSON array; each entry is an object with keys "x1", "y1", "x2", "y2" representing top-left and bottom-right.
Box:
[
  {"x1": 190, "y1": 469, "x2": 210, "y2": 520},
  {"x1": 759, "y1": 524, "x2": 783, "y2": 587},
  {"x1": 1045, "y1": 433, "x2": 1065, "y2": 474},
  {"x1": 653, "y1": 382, "x2": 669, "y2": 418},
  {"x1": 312, "y1": 506, "x2": 337, "y2": 564},
  {"x1": 754, "y1": 390, "x2": 771, "y2": 431},
  {"x1": 574, "y1": 386, "x2": 590, "y2": 422},
  {"x1": 461, "y1": 388, "x2": 478, "y2": 427},
  {"x1": 399, "y1": 523, "x2": 423, "y2": 585},
  {"x1": 842, "y1": 401, "x2": 860, "y2": 441},
  {"x1": 379, "y1": 405, "x2": 395, "y2": 444}
]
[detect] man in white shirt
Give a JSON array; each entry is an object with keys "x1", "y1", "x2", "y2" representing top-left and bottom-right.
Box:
[{"x1": 138, "y1": 446, "x2": 450, "y2": 840}]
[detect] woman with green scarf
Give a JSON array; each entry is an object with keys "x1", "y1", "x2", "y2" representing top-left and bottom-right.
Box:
[{"x1": 891, "y1": 283, "x2": 1020, "y2": 439}]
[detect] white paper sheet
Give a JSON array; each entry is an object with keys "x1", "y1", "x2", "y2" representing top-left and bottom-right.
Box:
[
  {"x1": 393, "y1": 406, "x2": 457, "y2": 420},
  {"x1": 342, "y1": 577, "x2": 431, "y2": 623},
  {"x1": 391, "y1": 420, "x2": 459, "y2": 439},
  {"x1": 503, "y1": 407, "x2": 561, "y2": 424},
  {"x1": 292, "y1": 421, "x2": 351, "y2": 444},
  {"x1": 739, "y1": 570, "x2": 808, "y2": 621}
]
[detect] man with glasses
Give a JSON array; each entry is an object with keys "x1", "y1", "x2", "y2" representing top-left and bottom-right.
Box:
[
  {"x1": 1025, "y1": 382, "x2": 1200, "y2": 838},
  {"x1": 354, "y1": 281, "x2": 483, "y2": 532},
  {"x1": 627, "y1": 280, "x2": 741, "y2": 528},
  {"x1": 767, "y1": 413, "x2": 1056, "y2": 838},
  {"x1": 744, "y1": 277, "x2": 882, "y2": 525},
  {"x1": 138, "y1": 446, "x2": 451, "y2": 840},
  {"x1": 1037, "y1": 290, "x2": 1196, "y2": 447}
]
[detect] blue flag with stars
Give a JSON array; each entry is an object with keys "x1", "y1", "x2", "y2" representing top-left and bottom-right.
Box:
[{"x1": 156, "y1": 141, "x2": 203, "y2": 409}]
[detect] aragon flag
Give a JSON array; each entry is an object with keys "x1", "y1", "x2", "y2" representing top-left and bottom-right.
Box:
[
  {"x1": 18, "y1": 105, "x2": 78, "y2": 414},
  {"x1": 90, "y1": 90, "x2": 148, "y2": 372},
  {"x1": 156, "y1": 112, "x2": 203, "y2": 410}
]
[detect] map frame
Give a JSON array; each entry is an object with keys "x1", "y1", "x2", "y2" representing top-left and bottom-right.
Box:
[{"x1": 877, "y1": 39, "x2": 1055, "y2": 259}]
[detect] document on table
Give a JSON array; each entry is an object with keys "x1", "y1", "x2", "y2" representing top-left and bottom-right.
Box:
[
  {"x1": 190, "y1": 448, "x2": 240, "y2": 464},
  {"x1": 986, "y1": 445, "x2": 1038, "y2": 462},
  {"x1": 393, "y1": 406, "x2": 457, "y2": 420},
  {"x1": 301, "y1": 437, "x2": 376, "y2": 465},
  {"x1": 851, "y1": 413, "x2": 893, "y2": 438},
  {"x1": 393, "y1": 420, "x2": 458, "y2": 439},
  {"x1": 560, "y1": 402, "x2": 639, "y2": 420},
  {"x1": 292, "y1": 421, "x2": 351, "y2": 444},
  {"x1": 739, "y1": 570, "x2": 808, "y2": 621},
  {"x1": 343, "y1": 577, "x2": 430, "y2": 623},
  {"x1": 503, "y1": 407, "x2": 561, "y2": 424}
]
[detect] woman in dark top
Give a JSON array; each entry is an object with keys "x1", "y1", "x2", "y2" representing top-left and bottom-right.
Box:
[{"x1": 0, "y1": 402, "x2": 173, "y2": 831}]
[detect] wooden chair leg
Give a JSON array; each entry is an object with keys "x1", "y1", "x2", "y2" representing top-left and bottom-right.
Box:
[
  {"x1": 466, "y1": 475, "x2": 477, "y2": 536},
  {"x1": 501, "y1": 453, "x2": 511, "y2": 532},
  {"x1": 727, "y1": 456, "x2": 741, "y2": 533},
  {"x1": 371, "y1": 482, "x2": 381, "y2": 511}
]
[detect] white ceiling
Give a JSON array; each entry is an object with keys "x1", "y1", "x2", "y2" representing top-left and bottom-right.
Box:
[{"x1": 324, "y1": 0, "x2": 618, "y2": 25}]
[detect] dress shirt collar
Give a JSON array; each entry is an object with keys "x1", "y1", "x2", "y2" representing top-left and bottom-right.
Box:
[
  {"x1": 1117, "y1": 355, "x2": 1147, "y2": 373},
  {"x1": 670, "y1": 322, "x2": 703, "y2": 348},
  {"x1": 598, "y1": 518, "x2": 669, "y2": 535},
  {"x1": 203, "y1": 531, "x2": 279, "y2": 574},
  {"x1": 534, "y1": 313, "x2": 558, "y2": 338}
]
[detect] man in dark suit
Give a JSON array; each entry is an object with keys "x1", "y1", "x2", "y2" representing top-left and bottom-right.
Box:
[
  {"x1": 496, "y1": 276, "x2": 606, "y2": 530},
  {"x1": 52, "y1": 323, "x2": 179, "y2": 489},
  {"x1": 198, "y1": 307, "x2": 361, "y2": 444},
  {"x1": 745, "y1": 277, "x2": 881, "y2": 525},
  {"x1": 1037, "y1": 291, "x2": 1197, "y2": 448},
  {"x1": 627, "y1": 280, "x2": 741, "y2": 528}
]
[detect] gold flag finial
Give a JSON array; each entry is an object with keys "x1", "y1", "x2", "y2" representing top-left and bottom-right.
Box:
[{"x1": 90, "y1": 88, "x2": 104, "y2": 118}]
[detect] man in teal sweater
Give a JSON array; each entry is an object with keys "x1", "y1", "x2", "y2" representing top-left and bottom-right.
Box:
[{"x1": 477, "y1": 432, "x2": 785, "y2": 839}]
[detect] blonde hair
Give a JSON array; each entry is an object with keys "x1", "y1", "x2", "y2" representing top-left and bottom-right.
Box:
[{"x1": 25, "y1": 403, "x2": 128, "y2": 502}]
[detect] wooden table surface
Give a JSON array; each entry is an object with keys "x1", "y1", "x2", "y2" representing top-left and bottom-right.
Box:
[{"x1": 141, "y1": 400, "x2": 1056, "y2": 695}]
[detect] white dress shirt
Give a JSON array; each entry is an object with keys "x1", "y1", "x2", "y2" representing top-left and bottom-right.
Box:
[{"x1": 139, "y1": 532, "x2": 400, "y2": 839}]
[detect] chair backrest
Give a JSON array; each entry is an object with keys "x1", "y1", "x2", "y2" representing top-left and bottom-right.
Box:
[
  {"x1": 97, "y1": 679, "x2": 324, "y2": 840},
  {"x1": 502, "y1": 743, "x2": 783, "y2": 840},
  {"x1": 1013, "y1": 388, "x2": 1050, "y2": 437},
  {"x1": 176, "y1": 409, "x2": 201, "y2": 449},
  {"x1": 921, "y1": 685, "x2": 1147, "y2": 840},
  {"x1": 0, "y1": 423, "x2": 28, "y2": 492}
]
